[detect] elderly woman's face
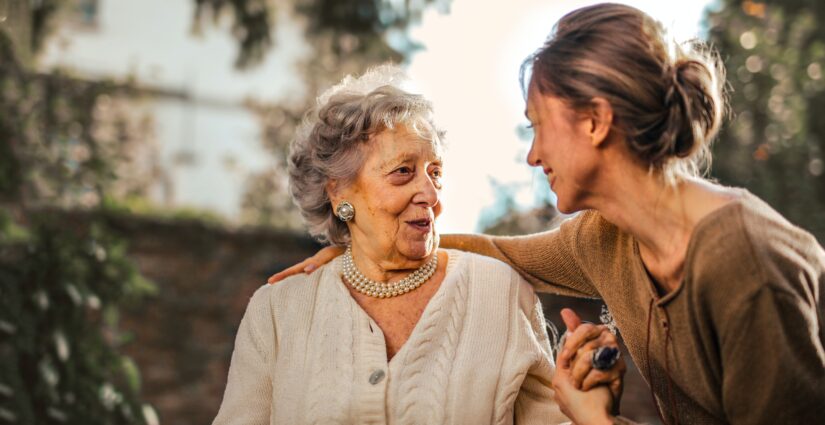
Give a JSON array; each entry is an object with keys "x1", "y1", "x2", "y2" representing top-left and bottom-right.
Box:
[{"x1": 336, "y1": 124, "x2": 443, "y2": 263}]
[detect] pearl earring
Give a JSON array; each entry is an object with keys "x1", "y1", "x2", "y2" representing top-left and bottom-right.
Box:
[{"x1": 335, "y1": 201, "x2": 355, "y2": 222}]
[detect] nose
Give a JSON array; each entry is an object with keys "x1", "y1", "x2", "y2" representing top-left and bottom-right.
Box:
[
  {"x1": 412, "y1": 172, "x2": 440, "y2": 209},
  {"x1": 527, "y1": 142, "x2": 542, "y2": 167}
]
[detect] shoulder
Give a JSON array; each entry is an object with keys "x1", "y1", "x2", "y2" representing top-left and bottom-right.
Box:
[
  {"x1": 248, "y1": 259, "x2": 340, "y2": 316},
  {"x1": 564, "y1": 210, "x2": 631, "y2": 259},
  {"x1": 689, "y1": 191, "x2": 825, "y2": 296},
  {"x1": 445, "y1": 249, "x2": 539, "y2": 314},
  {"x1": 447, "y1": 248, "x2": 524, "y2": 285}
]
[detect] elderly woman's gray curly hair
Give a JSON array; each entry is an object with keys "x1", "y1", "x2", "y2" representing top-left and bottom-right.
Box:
[{"x1": 288, "y1": 65, "x2": 445, "y2": 246}]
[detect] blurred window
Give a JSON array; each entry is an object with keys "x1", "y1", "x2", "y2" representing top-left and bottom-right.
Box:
[{"x1": 69, "y1": 0, "x2": 98, "y2": 29}]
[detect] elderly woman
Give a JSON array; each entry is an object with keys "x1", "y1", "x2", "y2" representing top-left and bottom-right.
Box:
[{"x1": 213, "y1": 66, "x2": 623, "y2": 424}]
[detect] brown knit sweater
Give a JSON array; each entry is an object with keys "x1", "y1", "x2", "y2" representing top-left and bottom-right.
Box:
[{"x1": 443, "y1": 190, "x2": 825, "y2": 424}]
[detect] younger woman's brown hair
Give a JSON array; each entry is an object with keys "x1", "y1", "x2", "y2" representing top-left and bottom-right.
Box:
[{"x1": 522, "y1": 3, "x2": 727, "y2": 180}]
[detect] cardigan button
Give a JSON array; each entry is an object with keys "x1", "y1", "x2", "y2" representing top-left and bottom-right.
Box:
[{"x1": 368, "y1": 369, "x2": 385, "y2": 385}]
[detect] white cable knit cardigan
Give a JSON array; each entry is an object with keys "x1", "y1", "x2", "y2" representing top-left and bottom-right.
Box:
[{"x1": 213, "y1": 250, "x2": 568, "y2": 424}]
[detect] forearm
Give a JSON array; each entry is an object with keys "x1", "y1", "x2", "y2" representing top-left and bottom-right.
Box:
[{"x1": 442, "y1": 231, "x2": 598, "y2": 298}]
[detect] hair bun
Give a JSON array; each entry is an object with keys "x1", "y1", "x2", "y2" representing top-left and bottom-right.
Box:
[{"x1": 659, "y1": 57, "x2": 724, "y2": 160}]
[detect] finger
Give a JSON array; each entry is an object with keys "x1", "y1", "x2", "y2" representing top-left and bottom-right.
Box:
[
  {"x1": 552, "y1": 367, "x2": 573, "y2": 393},
  {"x1": 569, "y1": 338, "x2": 604, "y2": 387},
  {"x1": 576, "y1": 332, "x2": 614, "y2": 358},
  {"x1": 267, "y1": 261, "x2": 310, "y2": 284},
  {"x1": 559, "y1": 324, "x2": 606, "y2": 368},
  {"x1": 570, "y1": 332, "x2": 617, "y2": 384},
  {"x1": 552, "y1": 358, "x2": 572, "y2": 388},
  {"x1": 304, "y1": 246, "x2": 345, "y2": 274},
  {"x1": 564, "y1": 324, "x2": 606, "y2": 352},
  {"x1": 610, "y1": 376, "x2": 624, "y2": 404},
  {"x1": 551, "y1": 368, "x2": 573, "y2": 417},
  {"x1": 597, "y1": 326, "x2": 619, "y2": 345},
  {"x1": 569, "y1": 354, "x2": 593, "y2": 388},
  {"x1": 580, "y1": 369, "x2": 612, "y2": 391},
  {"x1": 267, "y1": 246, "x2": 346, "y2": 284},
  {"x1": 586, "y1": 356, "x2": 625, "y2": 390},
  {"x1": 560, "y1": 308, "x2": 582, "y2": 332},
  {"x1": 318, "y1": 245, "x2": 345, "y2": 262},
  {"x1": 267, "y1": 246, "x2": 344, "y2": 283}
]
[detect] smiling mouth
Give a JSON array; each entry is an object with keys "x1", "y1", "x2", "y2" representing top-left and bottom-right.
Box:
[{"x1": 406, "y1": 218, "x2": 432, "y2": 232}]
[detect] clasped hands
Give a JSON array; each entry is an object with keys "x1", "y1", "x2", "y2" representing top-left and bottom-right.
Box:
[{"x1": 553, "y1": 308, "x2": 626, "y2": 425}]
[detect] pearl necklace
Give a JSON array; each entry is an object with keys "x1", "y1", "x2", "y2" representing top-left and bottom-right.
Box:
[{"x1": 342, "y1": 246, "x2": 437, "y2": 298}]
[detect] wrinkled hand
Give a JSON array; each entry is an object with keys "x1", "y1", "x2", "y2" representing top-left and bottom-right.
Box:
[
  {"x1": 553, "y1": 362, "x2": 614, "y2": 425},
  {"x1": 557, "y1": 308, "x2": 625, "y2": 405},
  {"x1": 267, "y1": 245, "x2": 344, "y2": 284}
]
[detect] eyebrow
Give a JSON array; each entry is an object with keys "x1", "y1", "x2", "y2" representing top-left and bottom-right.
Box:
[
  {"x1": 380, "y1": 153, "x2": 415, "y2": 170},
  {"x1": 381, "y1": 152, "x2": 443, "y2": 170}
]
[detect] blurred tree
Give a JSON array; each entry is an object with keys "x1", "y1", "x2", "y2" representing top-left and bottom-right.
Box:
[
  {"x1": 478, "y1": 178, "x2": 562, "y2": 236},
  {"x1": 707, "y1": 0, "x2": 825, "y2": 241},
  {"x1": 0, "y1": 29, "x2": 156, "y2": 424},
  {"x1": 193, "y1": 0, "x2": 448, "y2": 68}
]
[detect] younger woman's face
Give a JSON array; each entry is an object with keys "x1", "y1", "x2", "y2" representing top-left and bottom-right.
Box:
[{"x1": 525, "y1": 83, "x2": 602, "y2": 213}]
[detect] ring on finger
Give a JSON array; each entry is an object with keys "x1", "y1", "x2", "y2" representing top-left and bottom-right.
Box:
[{"x1": 591, "y1": 346, "x2": 621, "y2": 371}]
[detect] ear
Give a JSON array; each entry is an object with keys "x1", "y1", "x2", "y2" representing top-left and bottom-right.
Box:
[
  {"x1": 588, "y1": 97, "x2": 614, "y2": 147},
  {"x1": 325, "y1": 179, "x2": 341, "y2": 205}
]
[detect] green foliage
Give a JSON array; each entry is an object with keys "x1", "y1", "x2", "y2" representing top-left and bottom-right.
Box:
[
  {"x1": 0, "y1": 212, "x2": 155, "y2": 424},
  {"x1": 707, "y1": 0, "x2": 825, "y2": 241},
  {"x1": 0, "y1": 28, "x2": 122, "y2": 209}
]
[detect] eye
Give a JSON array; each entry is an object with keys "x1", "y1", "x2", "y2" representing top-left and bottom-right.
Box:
[
  {"x1": 430, "y1": 167, "x2": 443, "y2": 179},
  {"x1": 394, "y1": 166, "x2": 413, "y2": 175},
  {"x1": 388, "y1": 165, "x2": 415, "y2": 185}
]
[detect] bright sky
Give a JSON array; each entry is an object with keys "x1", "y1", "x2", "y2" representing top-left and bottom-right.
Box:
[{"x1": 407, "y1": 0, "x2": 713, "y2": 233}]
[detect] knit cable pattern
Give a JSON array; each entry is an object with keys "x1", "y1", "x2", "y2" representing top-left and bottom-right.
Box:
[{"x1": 396, "y1": 263, "x2": 469, "y2": 424}]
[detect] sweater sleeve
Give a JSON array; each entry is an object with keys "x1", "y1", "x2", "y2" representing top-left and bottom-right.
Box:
[
  {"x1": 441, "y1": 213, "x2": 599, "y2": 298},
  {"x1": 514, "y1": 291, "x2": 570, "y2": 425},
  {"x1": 212, "y1": 286, "x2": 275, "y2": 425},
  {"x1": 720, "y1": 286, "x2": 825, "y2": 424}
]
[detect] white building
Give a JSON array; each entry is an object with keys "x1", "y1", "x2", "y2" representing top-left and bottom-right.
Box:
[{"x1": 38, "y1": 0, "x2": 310, "y2": 220}]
